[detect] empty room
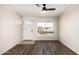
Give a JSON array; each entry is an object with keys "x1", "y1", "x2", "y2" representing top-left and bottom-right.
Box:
[{"x1": 0, "y1": 4, "x2": 79, "y2": 55}]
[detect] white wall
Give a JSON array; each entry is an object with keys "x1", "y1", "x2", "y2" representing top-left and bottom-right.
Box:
[
  {"x1": 0, "y1": 5, "x2": 22, "y2": 54},
  {"x1": 59, "y1": 5, "x2": 79, "y2": 54},
  {"x1": 23, "y1": 16, "x2": 58, "y2": 40}
]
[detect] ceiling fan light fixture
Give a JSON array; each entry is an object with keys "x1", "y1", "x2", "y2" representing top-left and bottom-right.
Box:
[{"x1": 40, "y1": 10, "x2": 47, "y2": 14}]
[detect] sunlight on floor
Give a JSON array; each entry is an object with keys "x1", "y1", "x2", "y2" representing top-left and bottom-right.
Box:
[{"x1": 19, "y1": 40, "x2": 35, "y2": 44}]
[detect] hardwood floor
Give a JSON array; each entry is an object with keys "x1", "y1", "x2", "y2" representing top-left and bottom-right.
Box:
[{"x1": 2, "y1": 40, "x2": 77, "y2": 55}]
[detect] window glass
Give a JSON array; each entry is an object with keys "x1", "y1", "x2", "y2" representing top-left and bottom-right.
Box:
[{"x1": 37, "y1": 22, "x2": 54, "y2": 35}]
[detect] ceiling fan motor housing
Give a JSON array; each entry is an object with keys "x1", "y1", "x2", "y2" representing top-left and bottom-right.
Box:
[
  {"x1": 42, "y1": 7, "x2": 47, "y2": 11},
  {"x1": 42, "y1": 4, "x2": 47, "y2": 11}
]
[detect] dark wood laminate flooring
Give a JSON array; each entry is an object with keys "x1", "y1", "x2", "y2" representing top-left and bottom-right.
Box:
[{"x1": 2, "y1": 41, "x2": 77, "y2": 55}]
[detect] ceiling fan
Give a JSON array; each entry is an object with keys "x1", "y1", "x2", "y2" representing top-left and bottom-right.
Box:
[{"x1": 36, "y1": 4, "x2": 56, "y2": 11}]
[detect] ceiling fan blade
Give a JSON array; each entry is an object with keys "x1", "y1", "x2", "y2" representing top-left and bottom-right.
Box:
[
  {"x1": 36, "y1": 4, "x2": 40, "y2": 7},
  {"x1": 46, "y1": 8, "x2": 56, "y2": 11}
]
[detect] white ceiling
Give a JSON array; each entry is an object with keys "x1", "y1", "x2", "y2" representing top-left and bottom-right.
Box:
[{"x1": 6, "y1": 4, "x2": 72, "y2": 17}]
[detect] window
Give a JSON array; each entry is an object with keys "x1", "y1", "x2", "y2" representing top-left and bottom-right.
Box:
[{"x1": 37, "y1": 22, "x2": 54, "y2": 35}]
